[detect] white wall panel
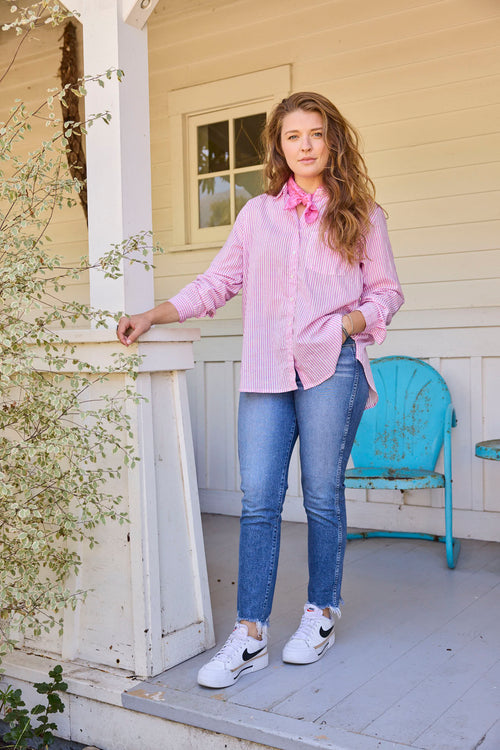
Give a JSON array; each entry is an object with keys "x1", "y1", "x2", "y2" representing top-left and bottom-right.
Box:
[
  {"x1": 482, "y1": 357, "x2": 500, "y2": 513},
  {"x1": 187, "y1": 324, "x2": 500, "y2": 543}
]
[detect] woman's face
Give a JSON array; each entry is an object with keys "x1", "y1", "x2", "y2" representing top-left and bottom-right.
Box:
[{"x1": 280, "y1": 108, "x2": 330, "y2": 193}]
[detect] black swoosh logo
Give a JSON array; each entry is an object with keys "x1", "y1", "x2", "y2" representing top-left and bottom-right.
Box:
[
  {"x1": 242, "y1": 645, "x2": 266, "y2": 661},
  {"x1": 319, "y1": 625, "x2": 334, "y2": 638}
]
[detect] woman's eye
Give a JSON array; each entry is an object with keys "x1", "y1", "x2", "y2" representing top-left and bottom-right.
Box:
[{"x1": 312, "y1": 131, "x2": 323, "y2": 138}]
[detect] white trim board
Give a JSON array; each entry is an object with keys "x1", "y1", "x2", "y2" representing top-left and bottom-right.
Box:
[{"x1": 199, "y1": 489, "x2": 500, "y2": 544}]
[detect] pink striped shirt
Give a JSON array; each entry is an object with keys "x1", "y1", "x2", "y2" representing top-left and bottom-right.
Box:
[{"x1": 170, "y1": 182, "x2": 404, "y2": 407}]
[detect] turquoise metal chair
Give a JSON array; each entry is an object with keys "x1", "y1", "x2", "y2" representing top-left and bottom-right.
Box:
[{"x1": 345, "y1": 356, "x2": 460, "y2": 568}]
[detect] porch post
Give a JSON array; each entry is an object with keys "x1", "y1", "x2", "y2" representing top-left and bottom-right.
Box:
[{"x1": 69, "y1": 0, "x2": 154, "y2": 315}]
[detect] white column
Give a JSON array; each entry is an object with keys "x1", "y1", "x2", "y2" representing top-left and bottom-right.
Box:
[{"x1": 70, "y1": 0, "x2": 155, "y2": 316}]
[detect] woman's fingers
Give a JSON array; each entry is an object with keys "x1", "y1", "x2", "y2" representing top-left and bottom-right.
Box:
[{"x1": 116, "y1": 315, "x2": 150, "y2": 345}]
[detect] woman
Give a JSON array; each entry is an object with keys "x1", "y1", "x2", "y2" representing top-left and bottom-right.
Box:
[{"x1": 117, "y1": 92, "x2": 404, "y2": 689}]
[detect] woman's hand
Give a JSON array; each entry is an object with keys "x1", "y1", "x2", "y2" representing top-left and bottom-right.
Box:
[
  {"x1": 116, "y1": 312, "x2": 154, "y2": 346},
  {"x1": 116, "y1": 301, "x2": 180, "y2": 346},
  {"x1": 341, "y1": 310, "x2": 366, "y2": 342}
]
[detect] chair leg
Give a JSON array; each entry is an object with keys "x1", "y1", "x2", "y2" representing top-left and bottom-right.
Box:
[
  {"x1": 443, "y1": 404, "x2": 460, "y2": 569},
  {"x1": 444, "y1": 477, "x2": 460, "y2": 569}
]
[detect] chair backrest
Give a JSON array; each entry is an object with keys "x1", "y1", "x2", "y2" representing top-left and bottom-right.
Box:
[{"x1": 351, "y1": 356, "x2": 452, "y2": 471}]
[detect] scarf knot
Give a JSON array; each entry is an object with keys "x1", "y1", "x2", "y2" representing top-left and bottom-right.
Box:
[{"x1": 284, "y1": 177, "x2": 320, "y2": 224}]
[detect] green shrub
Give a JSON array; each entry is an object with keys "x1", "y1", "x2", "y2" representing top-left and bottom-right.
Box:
[{"x1": 0, "y1": 664, "x2": 67, "y2": 749}]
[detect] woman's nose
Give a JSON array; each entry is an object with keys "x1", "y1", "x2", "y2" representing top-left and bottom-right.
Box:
[{"x1": 301, "y1": 137, "x2": 312, "y2": 151}]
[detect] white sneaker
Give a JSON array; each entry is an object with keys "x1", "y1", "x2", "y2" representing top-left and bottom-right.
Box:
[
  {"x1": 197, "y1": 622, "x2": 268, "y2": 688},
  {"x1": 282, "y1": 604, "x2": 336, "y2": 664}
]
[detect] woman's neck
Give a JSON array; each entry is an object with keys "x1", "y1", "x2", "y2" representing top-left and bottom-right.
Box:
[{"x1": 292, "y1": 174, "x2": 323, "y2": 195}]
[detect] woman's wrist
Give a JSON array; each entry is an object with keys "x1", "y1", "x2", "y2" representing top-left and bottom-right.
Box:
[
  {"x1": 341, "y1": 314, "x2": 354, "y2": 340},
  {"x1": 341, "y1": 309, "x2": 366, "y2": 339},
  {"x1": 147, "y1": 301, "x2": 180, "y2": 326}
]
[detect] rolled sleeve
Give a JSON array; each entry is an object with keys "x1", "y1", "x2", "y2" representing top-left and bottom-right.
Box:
[
  {"x1": 357, "y1": 206, "x2": 404, "y2": 344},
  {"x1": 168, "y1": 214, "x2": 246, "y2": 322}
]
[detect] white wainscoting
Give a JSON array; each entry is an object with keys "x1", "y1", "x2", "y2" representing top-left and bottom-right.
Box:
[{"x1": 186, "y1": 308, "x2": 500, "y2": 543}]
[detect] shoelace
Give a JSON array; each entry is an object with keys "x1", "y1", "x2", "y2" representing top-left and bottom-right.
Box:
[
  {"x1": 292, "y1": 609, "x2": 327, "y2": 644},
  {"x1": 213, "y1": 625, "x2": 250, "y2": 664}
]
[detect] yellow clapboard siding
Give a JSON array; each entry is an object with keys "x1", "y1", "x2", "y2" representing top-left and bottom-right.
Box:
[
  {"x1": 346, "y1": 73, "x2": 500, "y2": 130},
  {"x1": 389, "y1": 221, "x2": 500, "y2": 258},
  {"x1": 362, "y1": 104, "x2": 500, "y2": 153},
  {"x1": 151, "y1": 165, "x2": 171, "y2": 192},
  {"x1": 0, "y1": 31, "x2": 61, "y2": 66},
  {"x1": 367, "y1": 133, "x2": 500, "y2": 178},
  {"x1": 293, "y1": 8, "x2": 500, "y2": 75},
  {"x1": 1, "y1": 63, "x2": 60, "y2": 96},
  {"x1": 397, "y1": 249, "x2": 500, "y2": 284},
  {"x1": 38, "y1": 218, "x2": 87, "y2": 246},
  {"x1": 150, "y1": 0, "x2": 437, "y2": 42},
  {"x1": 384, "y1": 192, "x2": 499, "y2": 230},
  {"x1": 149, "y1": 0, "x2": 498, "y2": 70},
  {"x1": 401, "y1": 278, "x2": 500, "y2": 309},
  {"x1": 1, "y1": 19, "x2": 89, "y2": 319},
  {"x1": 294, "y1": 36, "x2": 500, "y2": 106},
  {"x1": 153, "y1": 229, "x2": 174, "y2": 248},
  {"x1": 156, "y1": 42, "x2": 500, "y2": 105},
  {"x1": 152, "y1": 186, "x2": 170, "y2": 212},
  {"x1": 376, "y1": 162, "x2": 500, "y2": 204},
  {"x1": 152, "y1": 206, "x2": 171, "y2": 233},
  {"x1": 154, "y1": 249, "x2": 221, "y2": 276},
  {"x1": 148, "y1": 8, "x2": 498, "y2": 94},
  {"x1": 293, "y1": 25, "x2": 500, "y2": 100}
]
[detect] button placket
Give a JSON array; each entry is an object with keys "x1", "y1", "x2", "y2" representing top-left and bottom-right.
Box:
[{"x1": 284, "y1": 222, "x2": 300, "y2": 380}]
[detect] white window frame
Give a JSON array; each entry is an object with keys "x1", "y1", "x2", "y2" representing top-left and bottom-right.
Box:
[
  {"x1": 189, "y1": 104, "x2": 267, "y2": 244},
  {"x1": 168, "y1": 65, "x2": 290, "y2": 251}
]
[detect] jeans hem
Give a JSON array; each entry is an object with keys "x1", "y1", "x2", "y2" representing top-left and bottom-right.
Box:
[
  {"x1": 307, "y1": 601, "x2": 342, "y2": 619},
  {"x1": 236, "y1": 618, "x2": 269, "y2": 636}
]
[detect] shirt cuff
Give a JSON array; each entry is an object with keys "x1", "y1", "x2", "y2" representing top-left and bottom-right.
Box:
[
  {"x1": 168, "y1": 293, "x2": 195, "y2": 323},
  {"x1": 358, "y1": 301, "x2": 387, "y2": 344}
]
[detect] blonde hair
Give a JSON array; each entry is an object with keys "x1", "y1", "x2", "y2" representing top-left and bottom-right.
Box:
[{"x1": 263, "y1": 92, "x2": 376, "y2": 263}]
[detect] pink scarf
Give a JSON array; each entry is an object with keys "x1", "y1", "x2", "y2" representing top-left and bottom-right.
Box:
[{"x1": 284, "y1": 177, "x2": 321, "y2": 224}]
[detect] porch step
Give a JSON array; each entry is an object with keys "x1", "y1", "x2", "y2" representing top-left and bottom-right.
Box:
[{"x1": 123, "y1": 681, "x2": 412, "y2": 750}]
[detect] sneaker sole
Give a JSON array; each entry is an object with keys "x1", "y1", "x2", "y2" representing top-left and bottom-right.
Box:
[
  {"x1": 282, "y1": 633, "x2": 335, "y2": 665},
  {"x1": 197, "y1": 650, "x2": 269, "y2": 688}
]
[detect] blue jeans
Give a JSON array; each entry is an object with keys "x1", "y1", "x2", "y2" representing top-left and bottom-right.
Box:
[{"x1": 237, "y1": 340, "x2": 369, "y2": 626}]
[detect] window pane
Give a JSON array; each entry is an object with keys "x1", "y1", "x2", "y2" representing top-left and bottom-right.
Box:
[
  {"x1": 197, "y1": 121, "x2": 229, "y2": 175},
  {"x1": 235, "y1": 170, "x2": 264, "y2": 216},
  {"x1": 234, "y1": 113, "x2": 266, "y2": 169},
  {"x1": 199, "y1": 175, "x2": 230, "y2": 228}
]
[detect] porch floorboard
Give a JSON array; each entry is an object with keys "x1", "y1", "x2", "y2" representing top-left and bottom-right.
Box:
[{"x1": 123, "y1": 514, "x2": 500, "y2": 750}]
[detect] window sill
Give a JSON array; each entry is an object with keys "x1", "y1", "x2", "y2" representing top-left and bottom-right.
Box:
[{"x1": 167, "y1": 241, "x2": 226, "y2": 254}]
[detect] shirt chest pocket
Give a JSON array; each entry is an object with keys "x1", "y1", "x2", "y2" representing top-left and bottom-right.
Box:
[{"x1": 304, "y1": 242, "x2": 349, "y2": 277}]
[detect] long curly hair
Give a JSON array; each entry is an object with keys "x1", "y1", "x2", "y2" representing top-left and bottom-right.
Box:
[{"x1": 263, "y1": 92, "x2": 376, "y2": 263}]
